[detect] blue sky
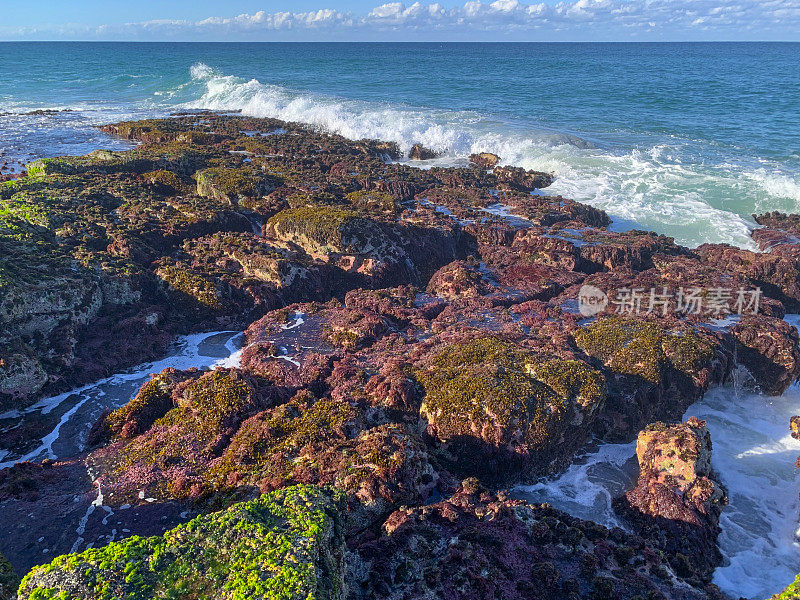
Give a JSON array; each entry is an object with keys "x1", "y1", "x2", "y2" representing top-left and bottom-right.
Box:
[{"x1": 4, "y1": 0, "x2": 800, "y2": 41}]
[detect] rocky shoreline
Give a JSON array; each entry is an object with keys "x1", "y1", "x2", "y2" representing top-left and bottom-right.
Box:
[{"x1": 1, "y1": 114, "x2": 800, "y2": 599}]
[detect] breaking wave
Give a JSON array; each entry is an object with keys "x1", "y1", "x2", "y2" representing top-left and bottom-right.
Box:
[{"x1": 182, "y1": 63, "x2": 800, "y2": 250}]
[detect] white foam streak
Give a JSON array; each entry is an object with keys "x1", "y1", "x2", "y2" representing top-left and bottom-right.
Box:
[
  {"x1": 0, "y1": 330, "x2": 243, "y2": 470},
  {"x1": 514, "y1": 441, "x2": 637, "y2": 529}
]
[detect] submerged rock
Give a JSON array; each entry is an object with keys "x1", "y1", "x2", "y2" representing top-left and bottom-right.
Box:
[
  {"x1": 17, "y1": 485, "x2": 346, "y2": 600},
  {"x1": 614, "y1": 418, "x2": 727, "y2": 583}
]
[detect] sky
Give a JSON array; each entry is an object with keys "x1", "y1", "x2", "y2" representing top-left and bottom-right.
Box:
[{"x1": 2, "y1": 0, "x2": 800, "y2": 41}]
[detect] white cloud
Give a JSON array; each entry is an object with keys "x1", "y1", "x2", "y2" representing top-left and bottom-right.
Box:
[{"x1": 3, "y1": 0, "x2": 800, "y2": 40}]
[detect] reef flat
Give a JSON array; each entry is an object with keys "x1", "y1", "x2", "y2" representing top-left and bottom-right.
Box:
[{"x1": 2, "y1": 114, "x2": 800, "y2": 599}]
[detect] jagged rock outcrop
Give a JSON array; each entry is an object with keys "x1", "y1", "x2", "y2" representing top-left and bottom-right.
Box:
[
  {"x1": 350, "y1": 479, "x2": 726, "y2": 600},
  {"x1": 614, "y1": 418, "x2": 728, "y2": 583}
]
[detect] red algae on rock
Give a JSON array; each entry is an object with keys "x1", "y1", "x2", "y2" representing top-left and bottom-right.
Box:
[{"x1": 4, "y1": 114, "x2": 800, "y2": 600}]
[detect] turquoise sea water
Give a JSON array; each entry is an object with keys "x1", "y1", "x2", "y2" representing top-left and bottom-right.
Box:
[{"x1": 1, "y1": 41, "x2": 799, "y2": 247}]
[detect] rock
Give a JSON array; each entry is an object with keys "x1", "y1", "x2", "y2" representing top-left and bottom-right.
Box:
[
  {"x1": 573, "y1": 316, "x2": 727, "y2": 439},
  {"x1": 469, "y1": 152, "x2": 501, "y2": 168},
  {"x1": 344, "y1": 189, "x2": 398, "y2": 214},
  {"x1": 0, "y1": 354, "x2": 48, "y2": 405},
  {"x1": 17, "y1": 485, "x2": 346, "y2": 600},
  {"x1": 792, "y1": 416, "x2": 800, "y2": 440},
  {"x1": 415, "y1": 336, "x2": 606, "y2": 484},
  {"x1": 351, "y1": 479, "x2": 722, "y2": 600},
  {"x1": 697, "y1": 243, "x2": 800, "y2": 312},
  {"x1": 425, "y1": 260, "x2": 492, "y2": 299},
  {"x1": 730, "y1": 315, "x2": 800, "y2": 395},
  {"x1": 752, "y1": 211, "x2": 800, "y2": 250},
  {"x1": 492, "y1": 164, "x2": 554, "y2": 191},
  {"x1": 408, "y1": 143, "x2": 439, "y2": 160},
  {"x1": 195, "y1": 166, "x2": 279, "y2": 204},
  {"x1": 614, "y1": 418, "x2": 728, "y2": 582},
  {"x1": 89, "y1": 369, "x2": 192, "y2": 444}
]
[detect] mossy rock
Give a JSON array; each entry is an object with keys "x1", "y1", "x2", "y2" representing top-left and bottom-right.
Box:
[
  {"x1": 286, "y1": 192, "x2": 340, "y2": 209},
  {"x1": 344, "y1": 190, "x2": 398, "y2": 214},
  {"x1": 0, "y1": 552, "x2": 18, "y2": 600},
  {"x1": 25, "y1": 157, "x2": 79, "y2": 178},
  {"x1": 142, "y1": 170, "x2": 191, "y2": 195},
  {"x1": 195, "y1": 167, "x2": 278, "y2": 203},
  {"x1": 26, "y1": 152, "x2": 153, "y2": 178},
  {"x1": 526, "y1": 358, "x2": 606, "y2": 409},
  {"x1": 156, "y1": 265, "x2": 224, "y2": 310},
  {"x1": 212, "y1": 394, "x2": 355, "y2": 488},
  {"x1": 573, "y1": 316, "x2": 715, "y2": 385},
  {"x1": 414, "y1": 337, "x2": 604, "y2": 479},
  {"x1": 100, "y1": 372, "x2": 184, "y2": 440},
  {"x1": 17, "y1": 485, "x2": 346, "y2": 600},
  {"x1": 266, "y1": 206, "x2": 383, "y2": 256}
]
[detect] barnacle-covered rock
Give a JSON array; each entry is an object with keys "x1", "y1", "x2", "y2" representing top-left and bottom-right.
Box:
[
  {"x1": 614, "y1": 418, "x2": 727, "y2": 583},
  {"x1": 351, "y1": 479, "x2": 723, "y2": 600}
]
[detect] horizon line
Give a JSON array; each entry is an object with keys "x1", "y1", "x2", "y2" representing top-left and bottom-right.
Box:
[{"x1": 2, "y1": 39, "x2": 799, "y2": 43}]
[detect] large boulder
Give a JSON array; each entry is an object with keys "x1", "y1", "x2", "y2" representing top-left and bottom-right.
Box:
[
  {"x1": 18, "y1": 485, "x2": 346, "y2": 600},
  {"x1": 573, "y1": 316, "x2": 727, "y2": 439},
  {"x1": 415, "y1": 336, "x2": 606, "y2": 483}
]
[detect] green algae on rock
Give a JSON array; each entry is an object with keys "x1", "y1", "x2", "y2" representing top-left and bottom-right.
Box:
[
  {"x1": 574, "y1": 316, "x2": 715, "y2": 386},
  {"x1": 17, "y1": 485, "x2": 346, "y2": 600},
  {"x1": 195, "y1": 167, "x2": 279, "y2": 204},
  {"x1": 415, "y1": 337, "x2": 606, "y2": 482},
  {"x1": 265, "y1": 206, "x2": 368, "y2": 255}
]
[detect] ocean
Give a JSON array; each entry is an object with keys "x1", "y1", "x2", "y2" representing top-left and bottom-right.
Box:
[{"x1": 1, "y1": 41, "x2": 799, "y2": 249}]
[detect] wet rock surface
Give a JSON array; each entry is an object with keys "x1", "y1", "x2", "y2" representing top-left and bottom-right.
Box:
[{"x1": 2, "y1": 114, "x2": 800, "y2": 599}]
